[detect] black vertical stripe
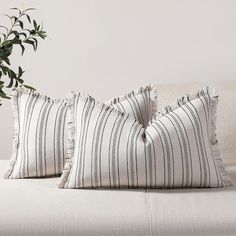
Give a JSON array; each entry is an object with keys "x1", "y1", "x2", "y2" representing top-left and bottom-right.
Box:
[
  {"x1": 165, "y1": 115, "x2": 185, "y2": 187},
  {"x1": 111, "y1": 117, "x2": 123, "y2": 188},
  {"x1": 98, "y1": 109, "x2": 114, "y2": 188},
  {"x1": 109, "y1": 116, "x2": 120, "y2": 188},
  {"x1": 78, "y1": 98, "x2": 94, "y2": 187},
  {"x1": 145, "y1": 132, "x2": 157, "y2": 187},
  {"x1": 35, "y1": 97, "x2": 48, "y2": 177},
  {"x1": 125, "y1": 121, "x2": 136, "y2": 188},
  {"x1": 184, "y1": 103, "x2": 210, "y2": 186},
  {"x1": 115, "y1": 115, "x2": 130, "y2": 188},
  {"x1": 180, "y1": 106, "x2": 204, "y2": 187},
  {"x1": 152, "y1": 122, "x2": 173, "y2": 188},
  {"x1": 81, "y1": 100, "x2": 95, "y2": 187},
  {"x1": 25, "y1": 95, "x2": 39, "y2": 177},
  {"x1": 129, "y1": 123, "x2": 140, "y2": 188},
  {"x1": 74, "y1": 98, "x2": 90, "y2": 188},
  {"x1": 157, "y1": 120, "x2": 175, "y2": 188},
  {"x1": 38, "y1": 100, "x2": 50, "y2": 176},
  {"x1": 90, "y1": 105, "x2": 105, "y2": 188},
  {"x1": 43, "y1": 101, "x2": 54, "y2": 176},
  {"x1": 134, "y1": 127, "x2": 143, "y2": 187},
  {"x1": 53, "y1": 102, "x2": 65, "y2": 176},
  {"x1": 147, "y1": 125, "x2": 166, "y2": 187},
  {"x1": 170, "y1": 112, "x2": 193, "y2": 187}
]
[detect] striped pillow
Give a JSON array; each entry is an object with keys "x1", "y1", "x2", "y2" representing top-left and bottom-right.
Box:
[
  {"x1": 107, "y1": 85, "x2": 157, "y2": 127},
  {"x1": 59, "y1": 87, "x2": 231, "y2": 188},
  {"x1": 4, "y1": 85, "x2": 157, "y2": 178},
  {"x1": 4, "y1": 87, "x2": 68, "y2": 178}
]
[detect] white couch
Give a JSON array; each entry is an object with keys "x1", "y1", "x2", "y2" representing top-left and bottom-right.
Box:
[{"x1": 0, "y1": 81, "x2": 236, "y2": 236}]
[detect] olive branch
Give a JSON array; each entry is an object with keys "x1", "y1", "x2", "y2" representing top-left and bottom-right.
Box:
[{"x1": 0, "y1": 7, "x2": 46, "y2": 105}]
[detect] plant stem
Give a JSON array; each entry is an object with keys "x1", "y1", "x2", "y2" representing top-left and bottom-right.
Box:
[{"x1": 0, "y1": 11, "x2": 24, "y2": 47}]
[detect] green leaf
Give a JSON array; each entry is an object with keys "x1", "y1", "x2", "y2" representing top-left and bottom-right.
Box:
[
  {"x1": 31, "y1": 38, "x2": 38, "y2": 50},
  {"x1": 18, "y1": 20, "x2": 24, "y2": 29},
  {"x1": 33, "y1": 20, "x2": 37, "y2": 30},
  {"x1": 18, "y1": 66, "x2": 24, "y2": 77},
  {"x1": 2, "y1": 57, "x2": 10, "y2": 65},
  {"x1": 11, "y1": 16, "x2": 18, "y2": 23},
  {"x1": 23, "y1": 84, "x2": 35, "y2": 90},
  {"x1": 17, "y1": 32, "x2": 27, "y2": 38},
  {"x1": 1, "y1": 40, "x2": 11, "y2": 46},
  {"x1": 25, "y1": 29, "x2": 32, "y2": 34},
  {"x1": 1, "y1": 66, "x2": 8, "y2": 75},
  {"x1": 24, "y1": 39, "x2": 35, "y2": 50},
  {"x1": 10, "y1": 8, "x2": 22, "y2": 15},
  {"x1": 24, "y1": 8, "x2": 36, "y2": 12},
  {"x1": 0, "y1": 6, "x2": 46, "y2": 103},
  {"x1": 19, "y1": 44, "x2": 25, "y2": 55},
  {"x1": 38, "y1": 31, "x2": 47, "y2": 39},
  {"x1": 15, "y1": 80, "x2": 18, "y2": 87},
  {"x1": 0, "y1": 89, "x2": 10, "y2": 99},
  {"x1": 11, "y1": 37, "x2": 21, "y2": 45},
  {"x1": 6, "y1": 78, "x2": 14, "y2": 88},
  {"x1": 17, "y1": 78, "x2": 24, "y2": 84},
  {"x1": 29, "y1": 29, "x2": 36, "y2": 35},
  {"x1": 25, "y1": 14, "x2": 31, "y2": 23},
  {"x1": 0, "y1": 45, "x2": 13, "y2": 62},
  {"x1": 7, "y1": 69, "x2": 17, "y2": 79},
  {"x1": 2, "y1": 33, "x2": 7, "y2": 40}
]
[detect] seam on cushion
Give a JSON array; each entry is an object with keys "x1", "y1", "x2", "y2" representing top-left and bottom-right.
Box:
[{"x1": 145, "y1": 189, "x2": 153, "y2": 236}]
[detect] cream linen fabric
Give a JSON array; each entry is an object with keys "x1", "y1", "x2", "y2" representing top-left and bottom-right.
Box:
[
  {"x1": 5, "y1": 85, "x2": 157, "y2": 179},
  {"x1": 1, "y1": 160, "x2": 236, "y2": 236},
  {"x1": 5, "y1": 87, "x2": 68, "y2": 178},
  {"x1": 59, "y1": 87, "x2": 231, "y2": 189},
  {"x1": 155, "y1": 81, "x2": 236, "y2": 164},
  {"x1": 107, "y1": 85, "x2": 157, "y2": 127}
]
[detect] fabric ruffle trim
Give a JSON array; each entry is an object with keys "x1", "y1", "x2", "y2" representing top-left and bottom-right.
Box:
[
  {"x1": 3, "y1": 87, "x2": 67, "y2": 179},
  {"x1": 106, "y1": 84, "x2": 158, "y2": 118},
  {"x1": 155, "y1": 86, "x2": 232, "y2": 187},
  {"x1": 58, "y1": 91, "x2": 144, "y2": 188}
]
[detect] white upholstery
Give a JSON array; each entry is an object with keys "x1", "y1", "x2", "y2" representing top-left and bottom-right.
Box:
[
  {"x1": 1, "y1": 160, "x2": 236, "y2": 236},
  {"x1": 154, "y1": 81, "x2": 236, "y2": 164},
  {"x1": 1, "y1": 81, "x2": 236, "y2": 236}
]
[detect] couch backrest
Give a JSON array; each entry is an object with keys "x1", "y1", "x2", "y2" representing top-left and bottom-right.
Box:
[{"x1": 153, "y1": 81, "x2": 236, "y2": 164}]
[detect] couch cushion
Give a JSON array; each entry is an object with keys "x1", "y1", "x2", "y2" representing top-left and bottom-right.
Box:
[{"x1": 1, "y1": 160, "x2": 236, "y2": 236}]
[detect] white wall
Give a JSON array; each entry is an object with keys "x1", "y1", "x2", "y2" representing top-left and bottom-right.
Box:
[{"x1": 1, "y1": 0, "x2": 236, "y2": 159}]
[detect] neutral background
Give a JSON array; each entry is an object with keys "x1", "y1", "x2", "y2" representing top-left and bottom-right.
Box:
[{"x1": 0, "y1": 0, "x2": 236, "y2": 159}]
